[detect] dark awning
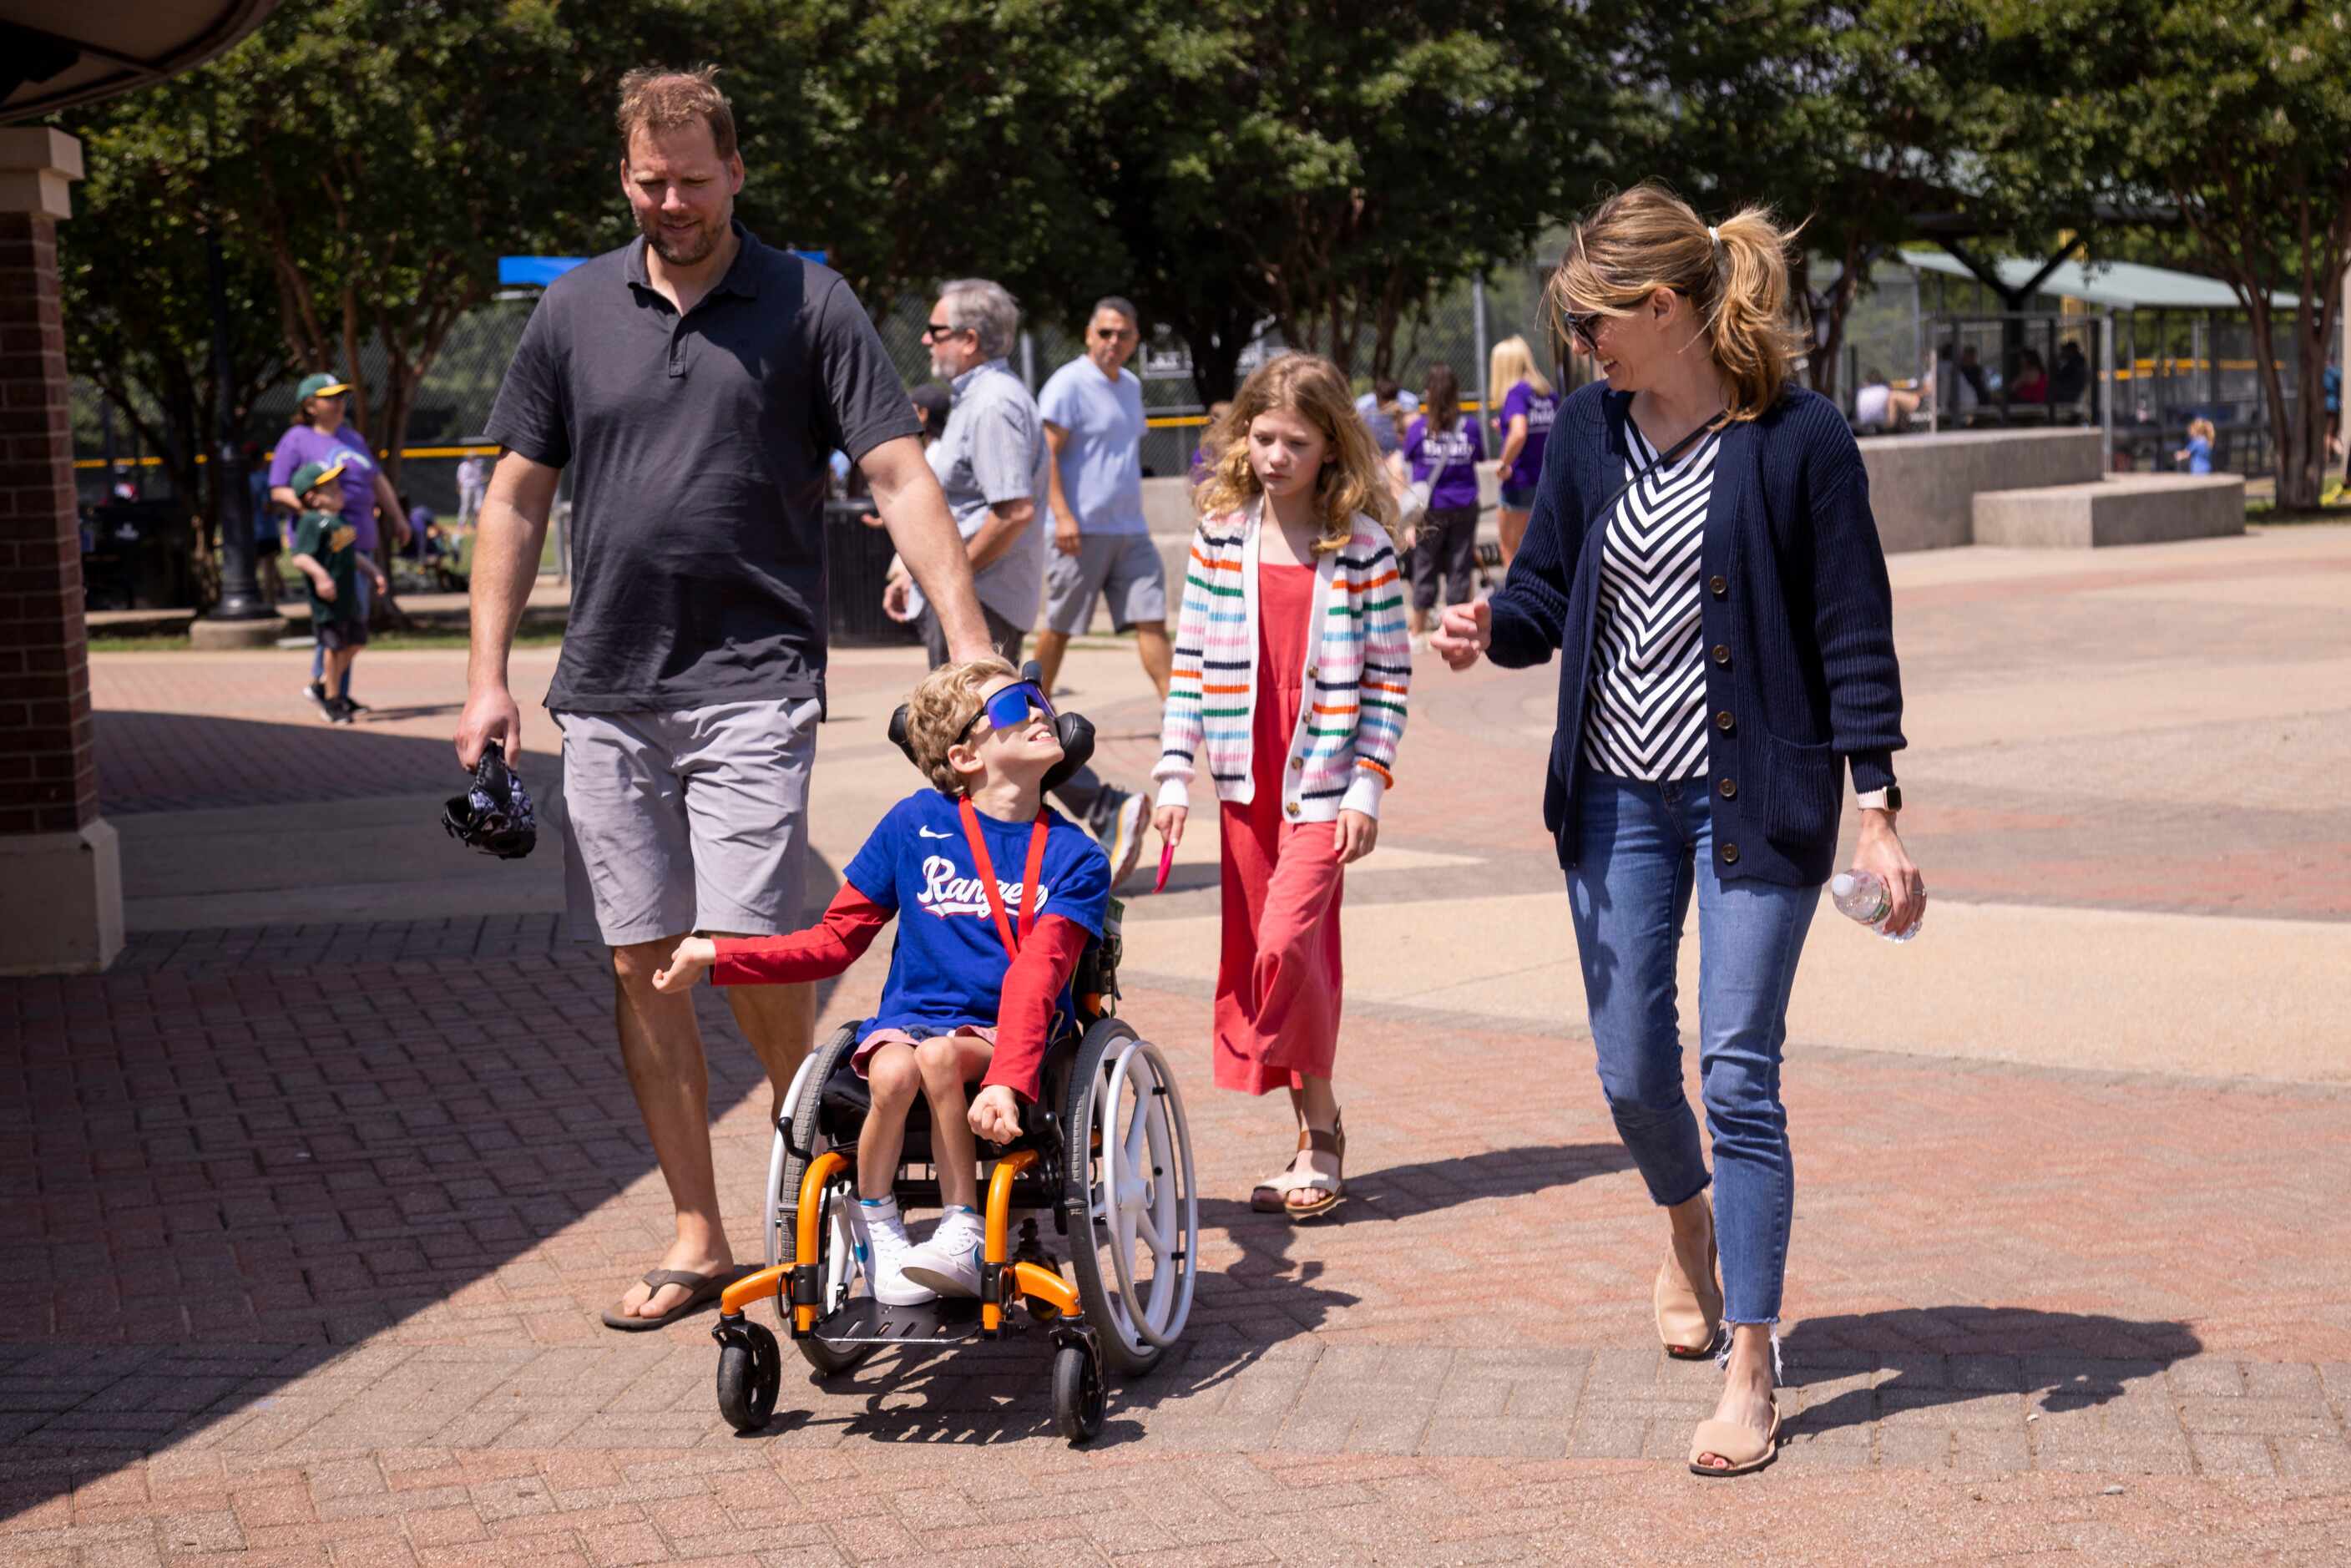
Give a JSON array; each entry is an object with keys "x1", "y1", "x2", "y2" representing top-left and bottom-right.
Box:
[{"x1": 0, "y1": 2, "x2": 281, "y2": 122}]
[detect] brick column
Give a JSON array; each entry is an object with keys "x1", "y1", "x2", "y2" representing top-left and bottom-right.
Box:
[{"x1": 0, "y1": 128, "x2": 120, "y2": 975}]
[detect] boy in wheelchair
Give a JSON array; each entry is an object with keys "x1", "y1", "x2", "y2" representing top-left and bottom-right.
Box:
[{"x1": 655, "y1": 657, "x2": 1110, "y2": 1307}]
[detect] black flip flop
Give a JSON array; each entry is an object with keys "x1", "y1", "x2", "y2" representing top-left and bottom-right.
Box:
[{"x1": 599, "y1": 1267, "x2": 743, "y2": 1332}]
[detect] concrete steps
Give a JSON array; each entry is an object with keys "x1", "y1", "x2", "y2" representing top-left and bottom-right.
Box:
[{"x1": 1973, "y1": 473, "x2": 2247, "y2": 549}]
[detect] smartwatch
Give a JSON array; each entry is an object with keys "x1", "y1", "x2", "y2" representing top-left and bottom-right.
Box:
[{"x1": 1855, "y1": 783, "x2": 1902, "y2": 813}]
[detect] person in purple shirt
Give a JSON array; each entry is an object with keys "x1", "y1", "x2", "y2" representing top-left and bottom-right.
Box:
[
  {"x1": 268, "y1": 373, "x2": 410, "y2": 715},
  {"x1": 1489, "y1": 336, "x2": 1558, "y2": 568},
  {"x1": 1393, "y1": 362, "x2": 1483, "y2": 638}
]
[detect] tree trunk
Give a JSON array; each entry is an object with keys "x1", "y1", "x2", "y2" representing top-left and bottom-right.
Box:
[{"x1": 1171, "y1": 301, "x2": 1257, "y2": 404}]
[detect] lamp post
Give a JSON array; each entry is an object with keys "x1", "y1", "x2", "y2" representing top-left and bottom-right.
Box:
[{"x1": 192, "y1": 86, "x2": 281, "y2": 645}]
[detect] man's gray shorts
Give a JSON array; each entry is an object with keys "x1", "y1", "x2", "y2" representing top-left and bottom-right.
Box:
[
  {"x1": 555, "y1": 698, "x2": 820, "y2": 946},
  {"x1": 1043, "y1": 532, "x2": 1168, "y2": 636}
]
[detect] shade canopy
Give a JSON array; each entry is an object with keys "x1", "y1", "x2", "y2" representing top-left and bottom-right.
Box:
[
  {"x1": 1900, "y1": 248, "x2": 2300, "y2": 312},
  {"x1": 0, "y1": 2, "x2": 280, "y2": 121}
]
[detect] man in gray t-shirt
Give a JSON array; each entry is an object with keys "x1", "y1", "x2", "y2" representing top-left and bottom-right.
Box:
[
  {"x1": 1034, "y1": 296, "x2": 1172, "y2": 704},
  {"x1": 914, "y1": 280, "x2": 1050, "y2": 663},
  {"x1": 457, "y1": 68, "x2": 993, "y2": 1333},
  {"x1": 897, "y1": 278, "x2": 1150, "y2": 891}
]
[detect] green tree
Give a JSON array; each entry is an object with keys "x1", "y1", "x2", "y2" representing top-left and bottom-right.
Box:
[
  {"x1": 1615, "y1": 0, "x2": 1984, "y2": 400},
  {"x1": 63, "y1": 0, "x2": 732, "y2": 502},
  {"x1": 57, "y1": 92, "x2": 291, "y2": 534},
  {"x1": 734, "y1": 1, "x2": 1612, "y2": 402},
  {"x1": 726, "y1": 0, "x2": 1125, "y2": 329},
  {"x1": 1964, "y1": 0, "x2": 2351, "y2": 509},
  {"x1": 1079, "y1": 1, "x2": 1611, "y2": 398}
]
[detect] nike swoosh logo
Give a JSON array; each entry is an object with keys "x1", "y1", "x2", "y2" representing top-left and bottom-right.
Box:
[{"x1": 918, "y1": 827, "x2": 955, "y2": 839}]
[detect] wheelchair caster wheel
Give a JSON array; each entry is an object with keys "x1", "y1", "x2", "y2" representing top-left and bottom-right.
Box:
[
  {"x1": 713, "y1": 1318, "x2": 781, "y2": 1432},
  {"x1": 1052, "y1": 1342, "x2": 1105, "y2": 1444}
]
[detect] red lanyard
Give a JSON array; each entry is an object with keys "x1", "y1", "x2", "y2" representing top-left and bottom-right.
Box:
[{"x1": 956, "y1": 798, "x2": 1050, "y2": 960}]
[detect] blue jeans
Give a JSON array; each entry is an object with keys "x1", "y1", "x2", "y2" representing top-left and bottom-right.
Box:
[
  {"x1": 311, "y1": 571, "x2": 373, "y2": 691},
  {"x1": 1567, "y1": 774, "x2": 1819, "y2": 1325}
]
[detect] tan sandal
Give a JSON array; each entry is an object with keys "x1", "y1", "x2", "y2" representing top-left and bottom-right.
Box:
[
  {"x1": 1655, "y1": 1209, "x2": 1724, "y2": 1359},
  {"x1": 1688, "y1": 1407, "x2": 1782, "y2": 1477},
  {"x1": 1250, "y1": 1115, "x2": 1346, "y2": 1219},
  {"x1": 1250, "y1": 1125, "x2": 1316, "y2": 1211}
]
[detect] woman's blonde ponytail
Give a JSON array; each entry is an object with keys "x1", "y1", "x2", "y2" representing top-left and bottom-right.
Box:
[{"x1": 1705, "y1": 206, "x2": 1800, "y2": 421}]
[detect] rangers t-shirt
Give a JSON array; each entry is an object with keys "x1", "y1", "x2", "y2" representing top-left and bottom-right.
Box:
[
  {"x1": 1404, "y1": 415, "x2": 1484, "y2": 509},
  {"x1": 842, "y1": 790, "x2": 1111, "y2": 1041}
]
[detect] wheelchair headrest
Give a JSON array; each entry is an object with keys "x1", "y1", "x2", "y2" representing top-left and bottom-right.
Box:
[{"x1": 888, "y1": 660, "x2": 1096, "y2": 794}]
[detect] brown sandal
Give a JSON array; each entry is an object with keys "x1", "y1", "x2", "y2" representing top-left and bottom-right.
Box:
[{"x1": 599, "y1": 1267, "x2": 743, "y2": 1332}]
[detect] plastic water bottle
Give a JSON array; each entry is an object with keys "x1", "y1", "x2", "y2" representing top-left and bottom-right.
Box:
[{"x1": 1828, "y1": 869, "x2": 1922, "y2": 943}]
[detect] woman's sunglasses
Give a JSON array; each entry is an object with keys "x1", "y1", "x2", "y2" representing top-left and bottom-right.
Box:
[
  {"x1": 1566, "y1": 310, "x2": 1606, "y2": 352},
  {"x1": 957, "y1": 680, "x2": 1055, "y2": 743}
]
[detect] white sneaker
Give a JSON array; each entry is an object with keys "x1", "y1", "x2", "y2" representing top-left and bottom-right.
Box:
[
  {"x1": 899, "y1": 1211, "x2": 986, "y2": 1299},
  {"x1": 858, "y1": 1210, "x2": 935, "y2": 1307},
  {"x1": 1100, "y1": 791, "x2": 1148, "y2": 892}
]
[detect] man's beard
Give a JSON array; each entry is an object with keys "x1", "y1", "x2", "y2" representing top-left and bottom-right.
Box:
[
  {"x1": 641, "y1": 210, "x2": 720, "y2": 266},
  {"x1": 929, "y1": 352, "x2": 958, "y2": 379}
]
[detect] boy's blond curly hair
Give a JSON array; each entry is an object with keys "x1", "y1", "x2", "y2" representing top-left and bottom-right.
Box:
[{"x1": 903, "y1": 655, "x2": 1017, "y2": 794}]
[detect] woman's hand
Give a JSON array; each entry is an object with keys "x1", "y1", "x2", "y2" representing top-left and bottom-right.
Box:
[
  {"x1": 652, "y1": 935, "x2": 718, "y2": 994},
  {"x1": 1851, "y1": 811, "x2": 1924, "y2": 937},
  {"x1": 1429, "y1": 599, "x2": 1490, "y2": 670},
  {"x1": 968, "y1": 1085, "x2": 1023, "y2": 1144},
  {"x1": 1334, "y1": 810, "x2": 1378, "y2": 864},
  {"x1": 1153, "y1": 803, "x2": 1186, "y2": 850}
]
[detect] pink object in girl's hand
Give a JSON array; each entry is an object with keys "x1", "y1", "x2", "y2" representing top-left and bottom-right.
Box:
[{"x1": 1153, "y1": 839, "x2": 1175, "y2": 895}]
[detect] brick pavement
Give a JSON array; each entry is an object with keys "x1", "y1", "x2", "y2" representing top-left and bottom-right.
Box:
[
  {"x1": 4, "y1": 526, "x2": 2347, "y2": 1562},
  {"x1": 4, "y1": 918, "x2": 2349, "y2": 1562}
]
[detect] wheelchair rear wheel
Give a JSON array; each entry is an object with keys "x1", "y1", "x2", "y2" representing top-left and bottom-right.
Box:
[
  {"x1": 1062, "y1": 1019, "x2": 1199, "y2": 1377},
  {"x1": 774, "y1": 1023, "x2": 874, "y2": 1376}
]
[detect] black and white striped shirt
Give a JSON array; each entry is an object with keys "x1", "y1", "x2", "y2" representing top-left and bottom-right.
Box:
[{"x1": 1580, "y1": 421, "x2": 1724, "y2": 781}]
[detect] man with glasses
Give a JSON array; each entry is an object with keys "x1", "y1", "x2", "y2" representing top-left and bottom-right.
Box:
[
  {"x1": 905, "y1": 280, "x2": 1150, "y2": 889},
  {"x1": 1034, "y1": 297, "x2": 1172, "y2": 707}
]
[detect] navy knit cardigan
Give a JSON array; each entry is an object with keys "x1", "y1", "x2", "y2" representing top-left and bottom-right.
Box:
[{"x1": 1487, "y1": 381, "x2": 1906, "y2": 888}]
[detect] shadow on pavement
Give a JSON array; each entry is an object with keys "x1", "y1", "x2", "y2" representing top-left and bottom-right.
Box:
[
  {"x1": 1337, "y1": 1141, "x2": 1638, "y2": 1220},
  {"x1": 1783, "y1": 1306, "x2": 2202, "y2": 1437},
  {"x1": 94, "y1": 709, "x2": 525, "y2": 813},
  {"x1": 0, "y1": 867, "x2": 842, "y2": 1523}
]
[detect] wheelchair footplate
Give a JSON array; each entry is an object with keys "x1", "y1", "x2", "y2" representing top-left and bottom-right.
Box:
[
  {"x1": 715, "y1": 1013, "x2": 1199, "y2": 1446},
  {"x1": 806, "y1": 1292, "x2": 995, "y2": 1348}
]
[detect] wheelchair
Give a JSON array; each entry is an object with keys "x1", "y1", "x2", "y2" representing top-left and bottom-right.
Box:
[{"x1": 708, "y1": 667, "x2": 1200, "y2": 1445}]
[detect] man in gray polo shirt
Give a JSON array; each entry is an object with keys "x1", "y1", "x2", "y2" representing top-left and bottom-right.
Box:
[
  {"x1": 906, "y1": 277, "x2": 1149, "y2": 889},
  {"x1": 456, "y1": 66, "x2": 993, "y2": 1332}
]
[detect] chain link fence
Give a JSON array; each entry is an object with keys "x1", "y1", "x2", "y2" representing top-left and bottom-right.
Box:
[{"x1": 74, "y1": 245, "x2": 2308, "y2": 520}]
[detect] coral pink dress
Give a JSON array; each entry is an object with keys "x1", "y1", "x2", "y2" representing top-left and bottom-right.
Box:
[{"x1": 1212, "y1": 557, "x2": 1346, "y2": 1095}]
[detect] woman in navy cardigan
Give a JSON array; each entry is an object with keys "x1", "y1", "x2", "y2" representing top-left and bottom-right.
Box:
[{"x1": 1433, "y1": 184, "x2": 1924, "y2": 1477}]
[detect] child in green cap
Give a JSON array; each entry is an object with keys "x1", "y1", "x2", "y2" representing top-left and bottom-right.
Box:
[{"x1": 287, "y1": 458, "x2": 386, "y2": 726}]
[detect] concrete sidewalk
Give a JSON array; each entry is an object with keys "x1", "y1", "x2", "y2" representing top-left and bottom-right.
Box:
[{"x1": 3, "y1": 525, "x2": 2347, "y2": 1564}]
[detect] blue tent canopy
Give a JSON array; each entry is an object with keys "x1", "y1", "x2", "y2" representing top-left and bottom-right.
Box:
[{"x1": 498, "y1": 256, "x2": 587, "y2": 287}]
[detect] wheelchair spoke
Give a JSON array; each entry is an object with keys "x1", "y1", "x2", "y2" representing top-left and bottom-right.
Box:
[
  {"x1": 1121, "y1": 1094, "x2": 1151, "y2": 1176},
  {"x1": 1132, "y1": 1205, "x2": 1165, "y2": 1255}
]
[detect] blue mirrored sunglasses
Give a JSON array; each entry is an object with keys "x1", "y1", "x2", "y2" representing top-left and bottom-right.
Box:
[{"x1": 956, "y1": 680, "x2": 1054, "y2": 743}]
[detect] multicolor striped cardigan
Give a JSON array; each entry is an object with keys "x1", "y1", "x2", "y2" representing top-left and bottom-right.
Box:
[{"x1": 1153, "y1": 501, "x2": 1412, "y2": 822}]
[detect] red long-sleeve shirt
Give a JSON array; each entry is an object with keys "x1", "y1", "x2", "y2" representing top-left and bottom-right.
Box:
[{"x1": 711, "y1": 884, "x2": 1088, "y2": 1104}]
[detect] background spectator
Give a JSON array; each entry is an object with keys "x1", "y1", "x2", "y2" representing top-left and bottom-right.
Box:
[
  {"x1": 268, "y1": 372, "x2": 410, "y2": 714},
  {"x1": 1489, "y1": 336, "x2": 1557, "y2": 566}
]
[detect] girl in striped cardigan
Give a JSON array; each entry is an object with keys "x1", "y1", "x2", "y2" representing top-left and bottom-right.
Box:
[{"x1": 1152, "y1": 354, "x2": 1412, "y2": 1218}]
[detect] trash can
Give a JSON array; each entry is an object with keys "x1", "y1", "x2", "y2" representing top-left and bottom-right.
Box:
[{"x1": 824, "y1": 497, "x2": 923, "y2": 648}]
